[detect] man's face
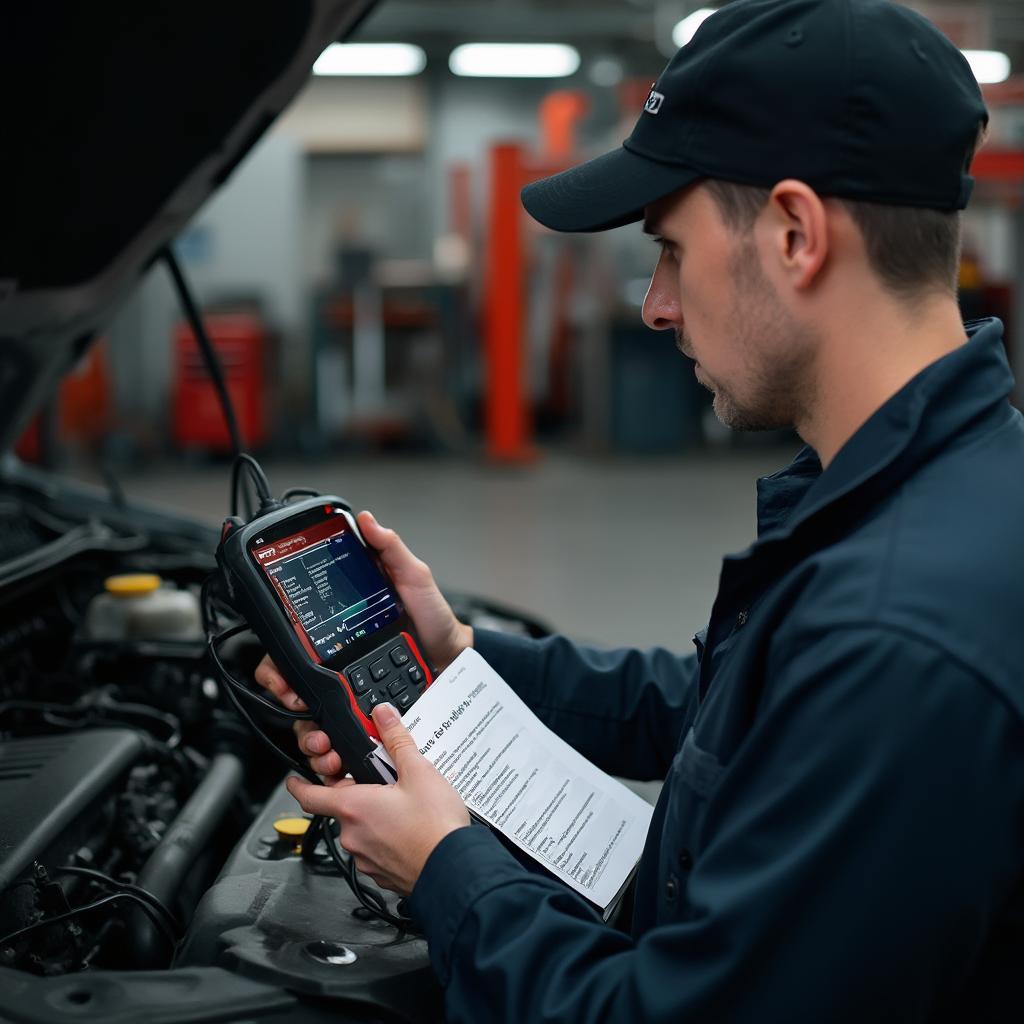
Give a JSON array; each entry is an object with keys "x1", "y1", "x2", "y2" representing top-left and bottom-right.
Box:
[{"x1": 641, "y1": 184, "x2": 816, "y2": 432}]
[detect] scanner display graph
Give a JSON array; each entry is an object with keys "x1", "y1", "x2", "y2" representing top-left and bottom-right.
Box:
[{"x1": 255, "y1": 518, "x2": 400, "y2": 659}]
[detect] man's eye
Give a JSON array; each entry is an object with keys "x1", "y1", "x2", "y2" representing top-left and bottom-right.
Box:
[{"x1": 652, "y1": 236, "x2": 678, "y2": 260}]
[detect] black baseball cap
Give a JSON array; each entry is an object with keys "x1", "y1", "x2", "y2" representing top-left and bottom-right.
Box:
[{"x1": 521, "y1": 0, "x2": 989, "y2": 232}]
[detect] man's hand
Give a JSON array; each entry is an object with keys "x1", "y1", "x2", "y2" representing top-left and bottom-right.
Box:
[
  {"x1": 357, "y1": 510, "x2": 472, "y2": 672},
  {"x1": 252, "y1": 657, "x2": 346, "y2": 778},
  {"x1": 253, "y1": 509, "x2": 473, "y2": 778},
  {"x1": 286, "y1": 702, "x2": 471, "y2": 895}
]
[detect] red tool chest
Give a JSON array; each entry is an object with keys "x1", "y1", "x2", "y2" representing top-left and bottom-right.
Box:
[{"x1": 172, "y1": 312, "x2": 267, "y2": 452}]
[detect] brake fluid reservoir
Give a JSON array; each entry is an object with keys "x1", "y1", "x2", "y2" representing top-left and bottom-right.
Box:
[{"x1": 85, "y1": 574, "x2": 203, "y2": 642}]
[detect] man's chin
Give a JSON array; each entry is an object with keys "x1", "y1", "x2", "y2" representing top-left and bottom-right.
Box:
[
  {"x1": 695, "y1": 367, "x2": 719, "y2": 400},
  {"x1": 700, "y1": 375, "x2": 784, "y2": 432},
  {"x1": 712, "y1": 395, "x2": 791, "y2": 433}
]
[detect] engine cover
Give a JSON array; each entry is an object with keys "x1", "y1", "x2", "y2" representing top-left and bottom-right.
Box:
[
  {"x1": 176, "y1": 778, "x2": 443, "y2": 1023},
  {"x1": 0, "y1": 729, "x2": 143, "y2": 892}
]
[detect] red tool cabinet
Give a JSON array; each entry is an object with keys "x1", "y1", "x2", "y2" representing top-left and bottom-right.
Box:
[{"x1": 172, "y1": 312, "x2": 267, "y2": 452}]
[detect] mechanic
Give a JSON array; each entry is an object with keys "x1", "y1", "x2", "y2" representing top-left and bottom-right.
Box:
[{"x1": 258, "y1": 0, "x2": 1024, "y2": 1020}]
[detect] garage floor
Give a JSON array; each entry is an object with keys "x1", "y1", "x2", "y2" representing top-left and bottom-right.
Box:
[{"x1": 114, "y1": 446, "x2": 799, "y2": 652}]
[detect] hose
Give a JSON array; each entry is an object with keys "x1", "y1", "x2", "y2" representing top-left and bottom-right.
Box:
[{"x1": 130, "y1": 752, "x2": 245, "y2": 966}]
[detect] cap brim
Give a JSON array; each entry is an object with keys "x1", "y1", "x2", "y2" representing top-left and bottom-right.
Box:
[{"x1": 521, "y1": 146, "x2": 701, "y2": 233}]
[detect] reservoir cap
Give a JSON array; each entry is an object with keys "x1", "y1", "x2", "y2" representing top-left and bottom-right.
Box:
[
  {"x1": 273, "y1": 817, "x2": 312, "y2": 839},
  {"x1": 104, "y1": 574, "x2": 162, "y2": 597}
]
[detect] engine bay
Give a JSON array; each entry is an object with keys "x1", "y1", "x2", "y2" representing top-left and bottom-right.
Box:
[{"x1": 0, "y1": 469, "x2": 547, "y2": 1021}]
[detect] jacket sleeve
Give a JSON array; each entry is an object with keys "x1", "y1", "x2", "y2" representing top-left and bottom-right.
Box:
[
  {"x1": 408, "y1": 625, "x2": 1024, "y2": 1024},
  {"x1": 472, "y1": 628, "x2": 699, "y2": 781}
]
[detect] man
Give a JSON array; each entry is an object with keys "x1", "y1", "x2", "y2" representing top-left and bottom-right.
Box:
[{"x1": 259, "y1": 0, "x2": 1024, "y2": 1019}]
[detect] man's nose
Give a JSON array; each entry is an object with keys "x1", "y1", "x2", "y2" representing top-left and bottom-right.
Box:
[{"x1": 641, "y1": 252, "x2": 682, "y2": 331}]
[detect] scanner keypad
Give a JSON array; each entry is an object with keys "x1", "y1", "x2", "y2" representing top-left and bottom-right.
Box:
[
  {"x1": 344, "y1": 637, "x2": 428, "y2": 720},
  {"x1": 349, "y1": 665, "x2": 371, "y2": 695}
]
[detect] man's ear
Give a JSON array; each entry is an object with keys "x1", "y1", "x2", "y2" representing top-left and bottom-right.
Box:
[{"x1": 760, "y1": 179, "x2": 829, "y2": 291}]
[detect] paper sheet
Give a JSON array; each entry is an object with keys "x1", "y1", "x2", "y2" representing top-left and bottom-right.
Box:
[{"x1": 377, "y1": 648, "x2": 655, "y2": 910}]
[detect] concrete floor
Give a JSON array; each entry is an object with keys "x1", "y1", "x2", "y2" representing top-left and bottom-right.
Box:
[{"x1": 109, "y1": 446, "x2": 799, "y2": 652}]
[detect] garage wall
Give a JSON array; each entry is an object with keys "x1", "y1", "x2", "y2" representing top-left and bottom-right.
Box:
[{"x1": 103, "y1": 70, "x2": 567, "y2": 435}]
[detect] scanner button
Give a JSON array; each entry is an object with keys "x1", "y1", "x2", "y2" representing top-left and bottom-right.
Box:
[
  {"x1": 349, "y1": 666, "x2": 370, "y2": 694},
  {"x1": 407, "y1": 665, "x2": 424, "y2": 685},
  {"x1": 369, "y1": 659, "x2": 388, "y2": 681},
  {"x1": 388, "y1": 678, "x2": 408, "y2": 698},
  {"x1": 389, "y1": 646, "x2": 410, "y2": 667},
  {"x1": 396, "y1": 690, "x2": 415, "y2": 711}
]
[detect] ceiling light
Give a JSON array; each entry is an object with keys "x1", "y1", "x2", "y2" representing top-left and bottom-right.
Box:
[
  {"x1": 961, "y1": 50, "x2": 1011, "y2": 85},
  {"x1": 449, "y1": 44, "x2": 581, "y2": 78},
  {"x1": 672, "y1": 8, "x2": 717, "y2": 49},
  {"x1": 313, "y1": 43, "x2": 426, "y2": 77}
]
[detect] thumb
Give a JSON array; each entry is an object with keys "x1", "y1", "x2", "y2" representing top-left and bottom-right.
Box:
[
  {"x1": 372, "y1": 702, "x2": 422, "y2": 772},
  {"x1": 357, "y1": 510, "x2": 392, "y2": 550},
  {"x1": 357, "y1": 510, "x2": 427, "y2": 586}
]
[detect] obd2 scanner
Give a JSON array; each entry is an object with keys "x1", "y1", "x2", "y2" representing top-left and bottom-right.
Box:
[{"x1": 216, "y1": 491, "x2": 433, "y2": 784}]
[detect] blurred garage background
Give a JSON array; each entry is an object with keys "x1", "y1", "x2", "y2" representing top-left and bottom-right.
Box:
[{"x1": 18, "y1": 0, "x2": 1024, "y2": 647}]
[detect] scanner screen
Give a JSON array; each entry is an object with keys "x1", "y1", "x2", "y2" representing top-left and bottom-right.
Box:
[{"x1": 252, "y1": 515, "x2": 401, "y2": 662}]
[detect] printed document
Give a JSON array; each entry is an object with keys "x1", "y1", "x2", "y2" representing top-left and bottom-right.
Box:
[{"x1": 377, "y1": 648, "x2": 655, "y2": 912}]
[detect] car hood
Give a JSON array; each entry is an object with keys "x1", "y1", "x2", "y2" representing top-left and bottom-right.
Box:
[{"x1": 0, "y1": 1, "x2": 375, "y2": 453}]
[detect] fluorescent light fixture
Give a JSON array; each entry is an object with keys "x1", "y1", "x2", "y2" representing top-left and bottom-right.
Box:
[
  {"x1": 961, "y1": 49, "x2": 1011, "y2": 85},
  {"x1": 313, "y1": 42, "x2": 426, "y2": 76},
  {"x1": 672, "y1": 8, "x2": 717, "y2": 49},
  {"x1": 449, "y1": 43, "x2": 581, "y2": 78}
]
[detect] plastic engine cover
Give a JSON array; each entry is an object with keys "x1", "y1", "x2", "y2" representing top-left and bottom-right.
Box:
[{"x1": 175, "y1": 777, "x2": 443, "y2": 1023}]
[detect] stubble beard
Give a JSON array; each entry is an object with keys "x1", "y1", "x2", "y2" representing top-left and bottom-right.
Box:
[{"x1": 681, "y1": 240, "x2": 816, "y2": 433}]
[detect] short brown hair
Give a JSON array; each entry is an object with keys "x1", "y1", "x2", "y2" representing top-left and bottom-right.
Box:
[
  {"x1": 705, "y1": 122, "x2": 989, "y2": 299},
  {"x1": 704, "y1": 178, "x2": 964, "y2": 299}
]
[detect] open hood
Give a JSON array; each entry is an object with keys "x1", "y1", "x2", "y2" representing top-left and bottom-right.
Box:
[{"x1": 0, "y1": 1, "x2": 376, "y2": 453}]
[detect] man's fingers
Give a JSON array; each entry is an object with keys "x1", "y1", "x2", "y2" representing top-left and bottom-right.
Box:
[
  {"x1": 254, "y1": 655, "x2": 286, "y2": 695},
  {"x1": 355, "y1": 509, "x2": 393, "y2": 551},
  {"x1": 292, "y1": 725, "x2": 344, "y2": 777},
  {"x1": 254, "y1": 655, "x2": 307, "y2": 711},
  {"x1": 286, "y1": 775, "x2": 356, "y2": 817},
  {"x1": 356, "y1": 511, "x2": 431, "y2": 589},
  {"x1": 371, "y1": 702, "x2": 422, "y2": 773},
  {"x1": 354, "y1": 511, "x2": 470, "y2": 673},
  {"x1": 297, "y1": 727, "x2": 330, "y2": 756},
  {"x1": 310, "y1": 750, "x2": 343, "y2": 777}
]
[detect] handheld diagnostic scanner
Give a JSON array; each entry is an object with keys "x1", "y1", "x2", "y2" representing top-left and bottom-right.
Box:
[{"x1": 217, "y1": 497, "x2": 433, "y2": 784}]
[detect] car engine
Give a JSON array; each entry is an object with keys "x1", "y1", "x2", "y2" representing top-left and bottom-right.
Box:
[{"x1": 0, "y1": 468, "x2": 548, "y2": 1021}]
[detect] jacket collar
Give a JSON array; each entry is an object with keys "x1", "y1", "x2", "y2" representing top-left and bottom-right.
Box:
[{"x1": 754, "y1": 317, "x2": 1013, "y2": 541}]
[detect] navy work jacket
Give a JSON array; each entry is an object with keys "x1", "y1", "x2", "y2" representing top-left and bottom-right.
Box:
[{"x1": 408, "y1": 318, "x2": 1024, "y2": 1023}]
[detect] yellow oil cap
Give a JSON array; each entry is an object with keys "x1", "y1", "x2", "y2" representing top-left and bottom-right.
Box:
[
  {"x1": 104, "y1": 574, "x2": 162, "y2": 597},
  {"x1": 273, "y1": 817, "x2": 311, "y2": 839},
  {"x1": 274, "y1": 817, "x2": 312, "y2": 854}
]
